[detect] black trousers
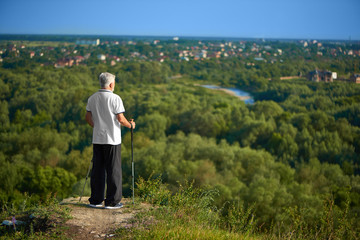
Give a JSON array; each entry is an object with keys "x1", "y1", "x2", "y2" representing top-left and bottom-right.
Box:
[{"x1": 89, "y1": 144, "x2": 122, "y2": 206}]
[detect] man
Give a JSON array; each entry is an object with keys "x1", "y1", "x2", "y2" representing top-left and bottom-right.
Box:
[{"x1": 85, "y1": 72, "x2": 135, "y2": 209}]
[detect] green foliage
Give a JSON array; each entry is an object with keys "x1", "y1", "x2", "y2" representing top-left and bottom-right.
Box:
[
  {"x1": 136, "y1": 175, "x2": 171, "y2": 206},
  {"x1": 0, "y1": 196, "x2": 71, "y2": 239},
  {"x1": 71, "y1": 178, "x2": 91, "y2": 198},
  {"x1": 58, "y1": 146, "x2": 92, "y2": 180},
  {"x1": 127, "y1": 176, "x2": 258, "y2": 239},
  {"x1": 128, "y1": 176, "x2": 360, "y2": 239},
  {"x1": 20, "y1": 166, "x2": 77, "y2": 200},
  {"x1": 222, "y1": 202, "x2": 257, "y2": 235},
  {"x1": 137, "y1": 113, "x2": 168, "y2": 140},
  {"x1": 275, "y1": 192, "x2": 359, "y2": 239},
  {"x1": 1, "y1": 38, "x2": 360, "y2": 237}
]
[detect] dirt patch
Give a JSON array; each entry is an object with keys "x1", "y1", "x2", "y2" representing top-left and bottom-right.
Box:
[{"x1": 60, "y1": 197, "x2": 150, "y2": 239}]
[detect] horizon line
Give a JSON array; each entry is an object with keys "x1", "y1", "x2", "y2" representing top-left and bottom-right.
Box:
[{"x1": 0, "y1": 33, "x2": 359, "y2": 42}]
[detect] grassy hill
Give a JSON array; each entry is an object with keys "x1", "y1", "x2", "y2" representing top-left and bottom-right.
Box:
[{"x1": 1, "y1": 177, "x2": 357, "y2": 239}]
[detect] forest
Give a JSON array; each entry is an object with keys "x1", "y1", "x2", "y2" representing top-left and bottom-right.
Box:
[{"x1": 0, "y1": 37, "x2": 360, "y2": 236}]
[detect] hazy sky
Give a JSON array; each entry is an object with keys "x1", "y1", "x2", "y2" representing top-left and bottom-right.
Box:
[{"x1": 0, "y1": 0, "x2": 359, "y2": 40}]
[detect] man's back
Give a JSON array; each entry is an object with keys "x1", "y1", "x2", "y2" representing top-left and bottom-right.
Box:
[{"x1": 86, "y1": 89, "x2": 125, "y2": 145}]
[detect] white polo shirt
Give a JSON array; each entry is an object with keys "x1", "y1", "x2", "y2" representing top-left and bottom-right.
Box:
[{"x1": 86, "y1": 89, "x2": 125, "y2": 145}]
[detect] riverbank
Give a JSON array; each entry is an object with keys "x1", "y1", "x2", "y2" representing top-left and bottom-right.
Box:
[
  {"x1": 200, "y1": 85, "x2": 254, "y2": 104},
  {"x1": 218, "y1": 88, "x2": 252, "y2": 101}
]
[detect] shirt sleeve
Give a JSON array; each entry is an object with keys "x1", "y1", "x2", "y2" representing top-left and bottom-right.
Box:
[
  {"x1": 113, "y1": 95, "x2": 125, "y2": 114},
  {"x1": 86, "y1": 97, "x2": 92, "y2": 112}
]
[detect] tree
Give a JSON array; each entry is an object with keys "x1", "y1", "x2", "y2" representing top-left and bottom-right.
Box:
[
  {"x1": 251, "y1": 100, "x2": 284, "y2": 120},
  {"x1": 19, "y1": 166, "x2": 76, "y2": 199},
  {"x1": 137, "y1": 113, "x2": 168, "y2": 140}
]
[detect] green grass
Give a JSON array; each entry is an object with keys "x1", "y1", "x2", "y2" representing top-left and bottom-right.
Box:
[
  {"x1": 113, "y1": 176, "x2": 360, "y2": 240},
  {"x1": 1, "y1": 177, "x2": 358, "y2": 239},
  {"x1": 113, "y1": 176, "x2": 261, "y2": 240},
  {"x1": 114, "y1": 205, "x2": 257, "y2": 240},
  {"x1": 0, "y1": 195, "x2": 71, "y2": 239}
]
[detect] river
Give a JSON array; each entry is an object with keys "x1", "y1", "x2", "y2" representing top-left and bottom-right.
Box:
[{"x1": 201, "y1": 85, "x2": 254, "y2": 104}]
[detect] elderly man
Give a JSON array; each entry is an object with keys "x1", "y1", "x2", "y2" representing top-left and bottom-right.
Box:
[{"x1": 86, "y1": 72, "x2": 135, "y2": 209}]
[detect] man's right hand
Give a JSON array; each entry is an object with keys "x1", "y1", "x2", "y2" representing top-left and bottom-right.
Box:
[{"x1": 130, "y1": 119, "x2": 136, "y2": 129}]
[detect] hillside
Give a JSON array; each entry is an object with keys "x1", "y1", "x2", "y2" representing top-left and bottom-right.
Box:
[
  {"x1": 3, "y1": 176, "x2": 358, "y2": 239},
  {"x1": 1, "y1": 178, "x2": 262, "y2": 239}
]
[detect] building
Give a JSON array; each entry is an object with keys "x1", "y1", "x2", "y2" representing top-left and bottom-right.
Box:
[
  {"x1": 350, "y1": 74, "x2": 360, "y2": 84},
  {"x1": 97, "y1": 54, "x2": 106, "y2": 61},
  {"x1": 74, "y1": 56, "x2": 85, "y2": 65},
  {"x1": 332, "y1": 72, "x2": 337, "y2": 80},
  {"x1": 308, "y1": 70, "x2": 333, "y2": 82},
  {"x1": 54, "y1": 58, "x2": 74, "y2": 68}
]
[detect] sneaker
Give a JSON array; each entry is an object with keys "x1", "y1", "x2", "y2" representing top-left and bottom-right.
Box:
[
  {"x1": 88, "y1": 203, "x2": 103, "y2": 208},
  {"x1": 104, "y1": 203, "x2": 123, "y2": 209}
]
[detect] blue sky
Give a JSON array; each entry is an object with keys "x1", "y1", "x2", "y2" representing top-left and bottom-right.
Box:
[{"x1": 0, "y1": 0, "x2": 359, "y2": 40}]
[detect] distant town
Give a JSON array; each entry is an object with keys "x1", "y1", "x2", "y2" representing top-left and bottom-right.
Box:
[{"x1": 1, "y1": 35, "x2": 359, "y2": 83}]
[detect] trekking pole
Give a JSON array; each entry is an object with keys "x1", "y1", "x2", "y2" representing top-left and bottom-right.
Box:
[
  {"x1": 79, "y1": 159, "x2": 92, "y2": 203},
  {"x1": 131, "y1": 120, "x2": 135, "y2": 204}
]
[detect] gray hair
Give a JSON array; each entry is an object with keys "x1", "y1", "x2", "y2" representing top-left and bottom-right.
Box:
[{"x1": 99, "y1": 72, "x2": 115, "y2": 88}]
